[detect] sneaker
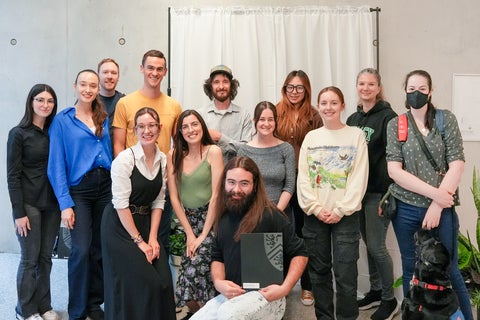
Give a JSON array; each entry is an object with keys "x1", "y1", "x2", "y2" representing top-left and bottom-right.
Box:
[
  {"x1": 301, "y1": 289, "x2": 314, "y2": 306},
  {"x1": 371, "y1": 298, "x2": 399, "y2": 320},
  {"x1": 41, "y1": 310, "x2": 60, "y2": 320},
  {"x1": 16, "y1": 313, "x2": 43, "y2": 320},
  {"x1": 358, "y1": 290, "x2": 382, "y2": 310}
]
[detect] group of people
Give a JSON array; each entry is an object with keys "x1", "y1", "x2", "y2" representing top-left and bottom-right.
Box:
[{"x1": 6, "y1": 46, "x2": 472, "y2": 320}]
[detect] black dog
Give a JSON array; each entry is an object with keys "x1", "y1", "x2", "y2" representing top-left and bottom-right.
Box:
[{"x1": 401, "y1": 229, "x2": 464, "y2": 320}]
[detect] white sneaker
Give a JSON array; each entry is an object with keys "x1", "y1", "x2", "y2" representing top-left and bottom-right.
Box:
[
  {"x1": 16, "y1": 313, "x2": 43, "y2": 320},
  {"x1": 41, "y1": 310, "x2": 60, "y2": 320}
]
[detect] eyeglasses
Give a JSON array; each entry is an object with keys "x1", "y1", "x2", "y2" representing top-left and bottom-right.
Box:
[
  {"x1": 285, "y1": 84, "x2": 305, "y2": 94},
  {"x1": 180, "y1": 121, "x2": 201, "y2": 133},
  {"x1": 136, "y1": 123, "x2": 159, "y2": 132},
  {"x1": 34, "y1": 98, "x2": 55, "y2": 105},
  {"x1": 226, "y1": 179, "x2": 253, "y2": 189}
]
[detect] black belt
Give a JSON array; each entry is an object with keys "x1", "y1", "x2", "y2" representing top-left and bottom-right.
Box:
[
  {"x1": 84, "y1": 167, "x2": 109, "y2": 177},
  {"x1": 129, "y1": 204, "x2": 151, "y2": 215}
]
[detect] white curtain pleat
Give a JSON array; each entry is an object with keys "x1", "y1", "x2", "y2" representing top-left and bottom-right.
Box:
[{"x1": 170, "y1": 6, "x2": 374, "y2": 118}]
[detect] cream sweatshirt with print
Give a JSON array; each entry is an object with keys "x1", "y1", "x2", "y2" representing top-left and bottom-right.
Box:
[{"x1": 297, "y1": 125, "x2": 369, "y2": 218}]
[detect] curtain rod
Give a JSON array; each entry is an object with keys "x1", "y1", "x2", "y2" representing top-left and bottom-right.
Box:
[{"x1": 370, "y1": 7, "x2": 381, "y2": 71}]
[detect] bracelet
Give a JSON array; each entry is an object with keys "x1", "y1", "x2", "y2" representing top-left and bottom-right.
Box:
[{"x1": 131, "y1": 233, "x2": 143, "y2": 244}]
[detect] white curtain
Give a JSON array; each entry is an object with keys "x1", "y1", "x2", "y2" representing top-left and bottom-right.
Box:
[{"x1": 170, "y1": 6, "x2": 375, "y2": 118}]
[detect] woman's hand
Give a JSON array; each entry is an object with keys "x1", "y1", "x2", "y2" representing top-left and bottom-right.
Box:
[
  {"x1": 185, "y1": 234, "x2": 198, "y2": 258},
  {"x1": 318, "y1": 209, "x2": 342, "y2": 224},
  {"x1": 431, "y1": 187, "x2": 455, "y2": 209},
  {"x1": 62, "y1": 208, "x2": 75, "y2": 229},
  {"x1": 422, "y1": 202, "x2": 443, "y2": 230},
  {"x1": 316, "y1": 208, "x2": 329, "y2": 222},
  {"x1": 137, "y1": 241, "x2": 154, "y2": 264},
  {"x1": 324, "y1": 211, "x2": 342, "y2": 224},
  {"x1": 190, "y1": 234, "x2": 207, "y2": 257},
  {"x1": 148, "y1": 238, "x2": 161, "y2": 260},
  {"x1": 15, "y1": 216, "x2": 31, "y2": 237}
]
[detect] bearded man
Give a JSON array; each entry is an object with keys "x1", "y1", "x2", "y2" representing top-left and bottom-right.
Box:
[
  {"x1": 190, "y1": 157, "x2": 307, "y2": 320},
  {"x1": 198, "y1": 65, "x2": 253, "y2": 162}
]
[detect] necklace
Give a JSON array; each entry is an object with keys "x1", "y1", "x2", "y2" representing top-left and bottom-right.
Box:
[{"x1": 75, "y1": 113, "x2": 93, "y2": 126}]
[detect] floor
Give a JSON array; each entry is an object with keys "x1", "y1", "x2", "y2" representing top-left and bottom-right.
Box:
[{"x1": 0, "y1": 252, "x2": 397, "y2": 319}]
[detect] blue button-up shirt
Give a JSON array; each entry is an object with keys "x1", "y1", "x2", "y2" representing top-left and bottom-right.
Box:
[{"x1": 47, "y1": 107, "x2": 112, "y2": 210}]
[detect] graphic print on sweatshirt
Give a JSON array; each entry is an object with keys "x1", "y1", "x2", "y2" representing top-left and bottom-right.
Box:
[
  {"x1": 306, "y1": 145, "x2": 356, "y2": 190},
  {"x1": 361, "y1": 126, "x2": 374, "y2": 144}
]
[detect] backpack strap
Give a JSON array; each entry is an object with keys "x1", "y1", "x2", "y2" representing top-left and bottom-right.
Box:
[
  {"x1": 435, "y1": 109, "x2": 445, "y2": 139},
  {"x1": 397, "y1": 113, "x2": 408, "y2": 142},
  {"x1": 407, "y1": 112, "x2": 445, "y2": 176},
  {"x1": 398, "y1": 109, "x2": 445, "y2": 143}
]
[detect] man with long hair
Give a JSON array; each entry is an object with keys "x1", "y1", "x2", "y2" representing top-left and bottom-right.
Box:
[{"x1": 191, "y1": 157, "x2": 307, "y2": 319}]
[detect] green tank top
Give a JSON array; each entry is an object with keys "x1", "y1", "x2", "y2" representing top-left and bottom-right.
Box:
[{"x1": 179, "y1": 149, "x2": 212, "y2": 209}]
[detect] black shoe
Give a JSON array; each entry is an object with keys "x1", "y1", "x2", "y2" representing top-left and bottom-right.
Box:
[
  {"x1": 358, "y1": 290, "x2": 382, "y2": 310},
  {"x1": 87, "y1": 309, "x2": 104, "y2": 320},
  {"x1": 371, "y1": 299, "x2": 399, "y2": 320},
  {"x1": 181, "y1": 312, "x2": 194, "y2": 320}
]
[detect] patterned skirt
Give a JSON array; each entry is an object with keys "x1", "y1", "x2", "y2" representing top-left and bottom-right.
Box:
[{"x1": 175, "y1": 204, "x2": 217, "y2": 305}]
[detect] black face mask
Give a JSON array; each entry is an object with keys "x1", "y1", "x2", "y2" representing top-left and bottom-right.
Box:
[{"x1": 406, "y1": 90, "x2": 429, "y2": 109}]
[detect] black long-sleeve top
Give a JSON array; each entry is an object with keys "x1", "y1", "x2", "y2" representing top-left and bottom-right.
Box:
[{"x1": 7, "y1": 124, "x2": 58, "y2": 219}]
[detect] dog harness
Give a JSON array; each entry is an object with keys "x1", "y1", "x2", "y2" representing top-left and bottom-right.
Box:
[{"x1": 410, "y1": 275, "x2": 450, "y2": 291}]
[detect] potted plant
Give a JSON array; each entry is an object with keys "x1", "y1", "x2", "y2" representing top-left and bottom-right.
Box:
[
  {"x1": 458, "y1": 167, "x2": 480, "y2": 288},
  {"x1": 471, "y1": 288, "x2": 480, "y2": 320},
  {"x1": 169, "y1": 228, "x2": 186, "y2": 267}
]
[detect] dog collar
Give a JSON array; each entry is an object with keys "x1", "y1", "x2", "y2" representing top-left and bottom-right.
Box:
[{"x1": 411, "y1": 276, "x2": 449, "y2": 291}]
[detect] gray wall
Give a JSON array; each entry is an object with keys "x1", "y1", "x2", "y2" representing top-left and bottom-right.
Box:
[{"x1": 1, "y1": 1, "x2": 479, "y2": 296}]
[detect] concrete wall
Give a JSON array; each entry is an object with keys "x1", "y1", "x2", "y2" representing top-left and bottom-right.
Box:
[{"x1": 1, "y1": 0, "x2": 479, "y2": 297}]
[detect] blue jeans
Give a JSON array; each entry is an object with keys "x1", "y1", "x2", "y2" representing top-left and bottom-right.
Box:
[
  {"x1": 392, "y1": 200, "x2": 473, "y2": 320},
  {"x1": 303, "y1": 213, "x2": 360, "y2": 320},
  {"x1": 358, "y1": 192, "x2": 395, "y2": 300},
  {"x1": 16, "y1": 203, "x2": 60, "y2": 318},
  {"x1": 68, "y1": 168, "x2": 111, "y2": 320}
]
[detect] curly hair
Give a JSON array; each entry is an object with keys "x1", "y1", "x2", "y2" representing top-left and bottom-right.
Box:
[{"x1": 203, "y1": 72, "x2": 240, "y2": 101}]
